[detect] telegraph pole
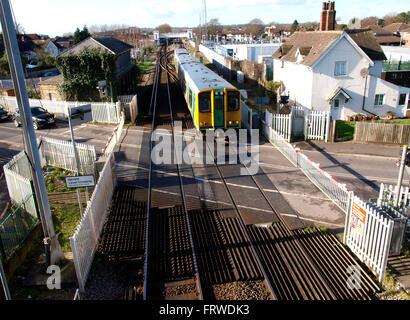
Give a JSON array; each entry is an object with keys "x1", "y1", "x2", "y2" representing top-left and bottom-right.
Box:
[
  {"x1": 395, "y1": 144, "x2": 408, "y2": 208},
  {"x1": 0, "y1": 0, "x2": 63, "y2": 265}
]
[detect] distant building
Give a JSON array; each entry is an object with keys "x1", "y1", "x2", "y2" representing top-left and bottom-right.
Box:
[
  {"x1": 38, "y1": 75, "x2": 64, "y2": 101},
  {"x1": 55, "y1": 36, "x2": 137, "y2": 98},
  {"x1": 272, "y1": 2, "x2": 410, "y2": 120}
]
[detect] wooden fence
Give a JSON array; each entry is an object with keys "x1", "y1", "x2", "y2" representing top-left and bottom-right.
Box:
[{"x1": 354, "y1": 122, "x2": 410, "y2": 144}]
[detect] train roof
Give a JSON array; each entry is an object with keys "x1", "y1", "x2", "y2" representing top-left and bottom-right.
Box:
[{"x1": 176, "y1": 50, "x2": 237, "y2": 92}]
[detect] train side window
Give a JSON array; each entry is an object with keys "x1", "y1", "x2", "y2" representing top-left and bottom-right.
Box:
[
  {"x1": 227, "y1": 91, "x2": 240, "y2": 111},
  {"x1": 198, "y1": 92, "x2": 211, "y2": 113}
]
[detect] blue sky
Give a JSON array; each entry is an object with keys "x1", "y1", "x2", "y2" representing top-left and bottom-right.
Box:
[{"x1": 8, "y1": 0, "x2": 410, "y2": 37}]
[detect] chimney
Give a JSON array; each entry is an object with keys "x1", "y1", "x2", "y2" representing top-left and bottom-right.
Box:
[
  {"x1": 320, "y1": 1, "x2": 336, "y2": 31},
  {"x1": 326, "y1": 1, "x2": 336, "y2": 31},
  {"x1": 320, "y1": 2, "x2": 328, "y2": 31}
]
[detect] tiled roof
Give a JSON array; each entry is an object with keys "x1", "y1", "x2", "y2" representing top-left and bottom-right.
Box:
[
  {"x1": 383, "y1": 23, "x2": 410, "y2": 33},
  {"x1": 272, "y1": 31, "x2": 342, "y2": 66},
  {"x1": 39, "y1": 75, "x2": 63, "y2": 86},
  {"x1": 273, "y1": 30, "x2": 386, "y2": 66},
  {"x1": 60, "y1": 36, "x2": 133, "y2": 56},
  {"x1": 346, "y1": 29, "x2": 387, "y2": 61}
]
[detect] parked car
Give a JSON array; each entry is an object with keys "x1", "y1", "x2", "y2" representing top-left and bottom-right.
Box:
[
  {"x1": 43, "y1": 71, "x2": 60, "y2": 77},
  {"x1": 13, "y1": 106, "x2": 56, "y2": 130},
  {"x1": 0, "y1": 106, "x2": 11, "y2": 121}
]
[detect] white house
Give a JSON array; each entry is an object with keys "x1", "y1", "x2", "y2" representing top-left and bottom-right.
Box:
[
  {"x1": 45, "y1": 40, "x2": 66, "y2": 57},
  {"x1": 273, "y1": 30, "x2": 410, "y2": 120}
]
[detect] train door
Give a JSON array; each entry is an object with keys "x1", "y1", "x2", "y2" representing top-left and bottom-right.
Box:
[{"x1": 214, "y1": 90, "x2": 225, "y2": 128}]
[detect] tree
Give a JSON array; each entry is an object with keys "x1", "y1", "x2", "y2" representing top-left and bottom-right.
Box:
[
  {"x1": 290, "y1": 20, "x2": 299, "y2": 35},
  {"x1": 246, "y1": 18, "x2": 265, "y2": 37},
  {"x1": 393, "y1": 11, "x2": 410, "y2": 24},
  {"x1": 56, "y1": 48, "x2": 116, "y2": 101},
  {"x1": 73, "y1": 26, "x2": 91, "y2": 44},
  {"x1": 360, "y1": 16, "x2": 380, "y2": 28},
  {"x1": 207, "y1": 18, "x2": 223, "y2": 37},
  {"x1": 0, "y1": 52, "x2": 28, "y2": 76},
  {"x1": 157, "y1": 24, "x2": 172, "y2": 34}
]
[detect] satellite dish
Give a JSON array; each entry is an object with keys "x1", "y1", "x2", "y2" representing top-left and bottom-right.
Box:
[{"x1": 360, "y1": 68, "x2": 369, "y2": 78}]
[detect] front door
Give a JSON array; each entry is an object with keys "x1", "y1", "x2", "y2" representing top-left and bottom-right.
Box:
[
  {"x1": 214, "y1": 91, "x2": 225, "y2": 128},
  {"x1": 331, "y1": 98, "x2": 343, "y2": 120}
]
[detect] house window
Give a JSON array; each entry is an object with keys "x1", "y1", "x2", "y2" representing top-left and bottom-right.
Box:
[
  {"x1": 399, "y1": 93, "x2": 407, "y2": 105},
  {"x1": 333, "y1": 99, "x2": 340, "y2": 108},
  {"x1": 334, "y1": 61, "x2": 347, "y2": 76},
  {"x1": 374, "y1": 94, "x2": 385, "y2": 106}
]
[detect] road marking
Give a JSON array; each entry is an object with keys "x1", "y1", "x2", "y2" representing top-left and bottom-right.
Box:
[{"x1": 116, "y1": 162, "x2": 333, "y2": 201}]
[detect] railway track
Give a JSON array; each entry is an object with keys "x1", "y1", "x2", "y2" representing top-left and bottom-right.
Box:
[
  {"x1": 103, "y1": 45, "x2": 380, "y2": 301},
  {"x1": 143, "y1": 46, "x2": 202, "y2": 300},
  {"x1": 199, "y1": 135, "x2": 381, "y2": 300}
]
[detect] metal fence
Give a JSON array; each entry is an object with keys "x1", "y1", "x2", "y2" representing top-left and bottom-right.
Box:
[
  {"x1": 344, "y1": 197, "x2": 395, "y2": 282},
  {"x1": 38, "y1": 137, "x2": 96, "y2": 175},
  {"x1": 262, "y1": 120, "x2": 351, "y2": 212},
  {"x1": 263, "y1": 119, "x2": 397, "y2": 282},
  {"x1": 70, "y1": 153, "x2": 117, "y2": 292},
  {"x1": 91, "y1": 103, "x2": 118, "y2": 124},
  {"x1": 3, "y1": 151, "x2": 37, "y2": 218},
  {"x1": 0, "y1": 195, "x2": 38, "y2": 261}
]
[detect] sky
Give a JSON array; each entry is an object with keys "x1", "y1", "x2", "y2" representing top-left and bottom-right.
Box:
[{"x1": 7, "y1": 0, "x2": 410, "y2": 37}]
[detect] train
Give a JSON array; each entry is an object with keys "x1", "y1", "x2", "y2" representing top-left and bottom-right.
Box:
[{"x1": 174, "y1": 48, "x2": 241, "y2": 131}]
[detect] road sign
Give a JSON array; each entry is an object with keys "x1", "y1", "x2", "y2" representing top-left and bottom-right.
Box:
[{"x1": 65, "y1": 175, "x2": 95, "y2": 189}]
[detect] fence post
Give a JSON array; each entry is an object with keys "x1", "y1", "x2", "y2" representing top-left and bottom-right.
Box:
[
  {"x1": 325, "y1": 112, "x2": 331, "y2": 143},
  {"x1": 344, "y1": 191, "x2": 354, "y2": 244}
]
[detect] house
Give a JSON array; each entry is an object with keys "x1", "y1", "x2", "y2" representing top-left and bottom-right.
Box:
[
  {"x1": 55, "y1": 36, "x2": 137, "y2": 98},
  {"x1": 38, "y1": 75, "x2": 64, "y2": 101},
  {"x1": 272, "y1": 2, "x2": 410, "y2": 120},
  {"x1": 45, "y1": 40, "x2": 66, "y2": 57},
  {"x1": 370, "y1": 26, "x2": 401, "y2": 46}
]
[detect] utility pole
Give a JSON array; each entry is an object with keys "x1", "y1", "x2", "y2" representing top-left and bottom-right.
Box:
[
  {"x1": 67, "y1": 107, "x2": 84, "y2": 216},
  {"x1": 0, "y1": 0, "x2": 63, "y2": 265},
  {"x1": 395, "y1": 144, "x2": 408, "y2": 208}
]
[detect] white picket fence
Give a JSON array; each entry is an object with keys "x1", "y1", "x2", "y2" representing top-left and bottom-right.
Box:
[
  {"x1": 3, "y1": 137, "x2": 97, "y2": 219},
  {"x1": 305, "y1": 110, "x2": 331, "y2": 142},
  {"x1": 70, "y1": 153, "x2": 117, "y2": 292},
  {"x1": 100, "y1": 112, "x2": 125, "y2": 158},
  {"x1": 344, "y1": 197, "x2": 395, "y2": 282},
  {"x1": 0, "y1": 96, "x2": 91, "y2": 119},
  {"x1": 264, "y1": 109, "x2": 330, "y2": 142},
  {"x1": 378, "y1": 183, "x2": 410, "y2": 210},
  {"x1": 38, "y1": 137, "x2": 97, "y2": 175},
  {"x1": 91, "y1": 102, "x2": 118, "y2": 124}
]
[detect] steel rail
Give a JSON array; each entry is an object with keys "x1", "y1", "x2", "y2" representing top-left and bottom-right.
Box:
[
  {"x1": 143, "y1": 50, "x2": 161, "y2": 301},
  {"x1": 203, "y1": 139, "x2": 279, "y2": 301},
  {"x1": 162, "y1": 47, "x2": 204, "y2": 300},
  {"x1": 237, "y1": 142, "x2": 338, "y2": 300}
]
